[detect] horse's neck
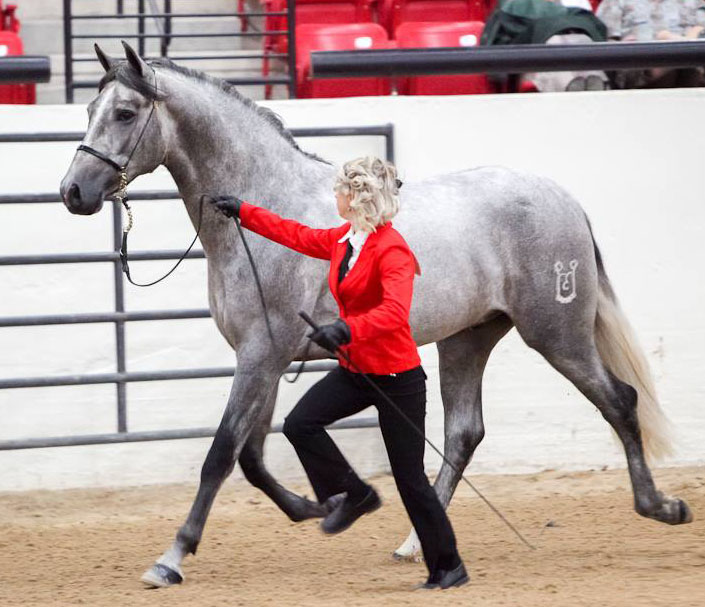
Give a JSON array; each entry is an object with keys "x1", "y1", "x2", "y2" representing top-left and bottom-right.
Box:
[{"x1": 162, "y1": 82, "x2": 336, "y2": 254}]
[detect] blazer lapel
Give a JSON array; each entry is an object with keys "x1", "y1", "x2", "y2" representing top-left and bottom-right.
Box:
[
  {"x1": 329, "y1": 222, "x2": 392, "y2": 301},
  {"x1": 329, "y1": 235, "x2": 347, "y2": 302}
]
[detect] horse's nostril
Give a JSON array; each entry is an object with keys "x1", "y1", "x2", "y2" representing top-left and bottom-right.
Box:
[{"x1": 68, "y1": 183, "x2": 81, "y2": 205}]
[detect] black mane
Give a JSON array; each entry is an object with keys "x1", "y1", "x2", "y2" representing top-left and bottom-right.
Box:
[{"x1": 100, "y1": 58, "x2": 328, "y2": 164}]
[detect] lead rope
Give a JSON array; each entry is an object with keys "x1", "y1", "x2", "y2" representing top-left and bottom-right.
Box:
[
  {"x1": 117, "y1": 191, "x2": 204, "y2": 288},
  {"x1": 118, "y1": 191, "x2": 313, "y2": 382},
  {"x1": 229, "y1": 207, "x2": 313, "y2": 384}
]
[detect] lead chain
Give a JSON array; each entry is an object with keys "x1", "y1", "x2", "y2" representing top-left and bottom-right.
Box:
[{"x1": 116, "y1": 170, "x2": 134, "y2": 234}]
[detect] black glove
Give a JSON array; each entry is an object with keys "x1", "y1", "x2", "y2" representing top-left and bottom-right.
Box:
[
  {"x1": 307, "y1": 319, "x2": 351, "y2": 354},
  {"x1": 209, "y1": 195, "x2": 243, "y2": 219}
]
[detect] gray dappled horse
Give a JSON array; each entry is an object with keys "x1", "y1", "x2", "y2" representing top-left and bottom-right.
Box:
[{"x1": 60, "y1": 43, "x2": 692, "y2": 587}]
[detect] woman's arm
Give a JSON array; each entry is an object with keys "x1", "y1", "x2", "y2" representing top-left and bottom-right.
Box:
[
  {"x1": 345, "y1": 244, "x2": 416, "y2": 342},
  {"x1": 239, "y1": 201, "x2": 343, "y2": 260}
]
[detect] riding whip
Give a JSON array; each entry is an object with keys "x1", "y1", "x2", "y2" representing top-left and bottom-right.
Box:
[{"x1": 299, "y1": 310, "x2": 536, "y2": 552}]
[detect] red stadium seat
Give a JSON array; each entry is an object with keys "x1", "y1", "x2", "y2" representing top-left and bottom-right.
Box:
[
  {"x1": 262, "y1": 0, "x2": 375, "y2": 98},
  {"x1": 1, "y1": 1, "x2": 20, "y2": 33},
  {"x1": 395, "y1": 21, "x2": 493, "y2": 95},
  {"x1": 383, "y1": 0, "x2": 486, "y2": 37},
  {"x1": 263, "y1": 0, "x2": 375, "y2": 53},
  {"x1": 296, "y1": 23, "x2": 392, "y2": 98},
  {"x1": 296, "y1": 0, "x2": 374, "y2": 24},
  {"x1": 0, "y1": 24, "x2": 35, "y2": 103}
]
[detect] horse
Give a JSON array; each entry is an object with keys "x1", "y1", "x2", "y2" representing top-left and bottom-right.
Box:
[{"x1": 59, "y1": 42, "x2": 692, "y2": 588}]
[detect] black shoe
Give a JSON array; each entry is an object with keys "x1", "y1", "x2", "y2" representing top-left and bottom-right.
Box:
[
  {"x1": 419, "y1": 563, "x2": 469, "y2": 590},
  {"x1": 320, "y1": 487, "x2": 381, "y2": 534}
]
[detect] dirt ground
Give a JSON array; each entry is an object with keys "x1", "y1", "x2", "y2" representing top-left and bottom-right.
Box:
[{"x1": 0, "y1": 466, "x2": 703, "y2": 607}]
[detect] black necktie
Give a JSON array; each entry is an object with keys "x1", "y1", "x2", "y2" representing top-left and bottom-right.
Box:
[{"x1": 338, "y1": 240, "x2": 354, "y2": 284}]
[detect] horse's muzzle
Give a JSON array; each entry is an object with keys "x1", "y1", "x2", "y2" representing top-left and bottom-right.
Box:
[{"x1": 61, "y1": 181, "x2": 104, "y2": 215}]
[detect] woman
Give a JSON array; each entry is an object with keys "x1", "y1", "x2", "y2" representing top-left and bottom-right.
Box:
[{"x1": 210, "y1": 156, "x2": 468, "y2": 590}]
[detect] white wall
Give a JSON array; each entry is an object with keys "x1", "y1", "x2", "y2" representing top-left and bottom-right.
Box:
[{"x1": 1, "y1": 88, "x2": 703, "y2": 491}]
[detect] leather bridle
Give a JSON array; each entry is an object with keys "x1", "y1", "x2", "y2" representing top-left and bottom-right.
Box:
[
  {"x1": 74, "y1": 67, "x2": 204, "y2": 288},
  {"x1": 76, "y1": 67, "x2": 158, "y2": 208}
]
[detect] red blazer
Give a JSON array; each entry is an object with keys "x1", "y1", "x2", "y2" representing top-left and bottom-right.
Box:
[{"x1": 238, "y1": 201, "x2": 422, "y2": 374}]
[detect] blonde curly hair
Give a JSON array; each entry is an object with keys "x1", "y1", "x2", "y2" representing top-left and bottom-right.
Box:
[{"x1": 334, "y1": 156, "x2": 401, "y2": 233}]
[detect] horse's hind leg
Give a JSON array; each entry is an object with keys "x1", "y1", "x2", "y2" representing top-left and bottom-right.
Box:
[
  {"x1": 394, "y1": 313, "x2": 514, "y2": 560},
  {"x1": 531, "y1": 340, "x2": 690, "y2": 524},
  {"x1": 512, "y1": 287, "x2": 692, "y2": 526},
  {"x1": 239, "y1": 383, "x2": 335, "y2": 522}
]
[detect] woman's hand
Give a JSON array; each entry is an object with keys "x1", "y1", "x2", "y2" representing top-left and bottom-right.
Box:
[
  {"x1": 307, "y1": 319, "x2": 351, "y2": 354},
  {"x1": 209, "y1": 195, "x2": 244, "y2": 219}
]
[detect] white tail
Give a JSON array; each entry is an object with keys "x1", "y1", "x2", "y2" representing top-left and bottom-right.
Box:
[{"x1": 593, "y1": 273, "x2": 673, "y2": 462}]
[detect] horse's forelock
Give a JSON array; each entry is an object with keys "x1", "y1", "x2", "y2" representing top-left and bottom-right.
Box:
[{"x1": 98, "y1": 61, "x2": 166, "y2": 101}]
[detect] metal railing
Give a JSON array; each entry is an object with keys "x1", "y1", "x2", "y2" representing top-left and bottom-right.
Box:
[
  {"x1": 62, "y1": 0, "x2": 297, "y2": 102},
  {"x1": 311, "y1": 40, "x2": 705, "y2": 79},
  {"x1": 0, "y1": 56, "x2": 51, "y2": 84},
  {"x1": 0, "y1": 123, "x2": 395, "y2": 450}
]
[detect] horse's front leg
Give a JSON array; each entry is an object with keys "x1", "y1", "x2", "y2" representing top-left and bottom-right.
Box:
[
  {"x1": 239, "y1": 381, "x2": 338, "y2": 521},
  {"x1": 141, "y1": 363, "x2": 281, "y2": 588}
]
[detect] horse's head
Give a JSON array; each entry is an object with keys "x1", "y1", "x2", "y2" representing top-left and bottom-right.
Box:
[{"x1": 60, "y1": 42, "x2": 168, "y2": 215}]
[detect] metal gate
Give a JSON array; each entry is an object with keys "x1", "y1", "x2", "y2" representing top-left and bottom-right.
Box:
[
  {"x1": 0, "y1": 124, "x2": 394, "y2": 450},
  {"x1": 62, "y1": 0, "x2": 297, "y2": 102}
]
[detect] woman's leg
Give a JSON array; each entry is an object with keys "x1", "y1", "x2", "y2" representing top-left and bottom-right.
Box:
[
  {"x1": 283, "y1": 366, "x2": 372, "y2": 503},
  {"x1": 373, "y1": 371, "x2": 462, "y2": 580}
]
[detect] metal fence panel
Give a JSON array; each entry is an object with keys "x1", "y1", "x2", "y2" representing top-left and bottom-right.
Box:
[{"x1": 0, "y1": 125, "x2": 394, "y2": 450}]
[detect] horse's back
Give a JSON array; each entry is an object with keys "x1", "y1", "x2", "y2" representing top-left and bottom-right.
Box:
[
  {"x1": 394, "y1": 165, "x2": 595, "y2": 339},
  {"x1": 397, "y1": 166, "x2": 588, "y2": 255}
]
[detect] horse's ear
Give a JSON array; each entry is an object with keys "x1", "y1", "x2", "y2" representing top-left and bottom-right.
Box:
[
  {"x1": 94, "y1": 43, "x2": 115, "y2": 72},
  {"x1": 121, "y1": 40, "x2": 148, "y2": 77}
]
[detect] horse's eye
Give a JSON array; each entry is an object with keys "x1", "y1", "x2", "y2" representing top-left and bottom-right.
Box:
[{"x1": 116, "y1": 109, "x2": 135, "y2": 122}]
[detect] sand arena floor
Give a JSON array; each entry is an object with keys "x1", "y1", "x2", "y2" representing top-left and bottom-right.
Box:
[{"x1": 0, "y1": 466, "x2": 703, "y2": 607}]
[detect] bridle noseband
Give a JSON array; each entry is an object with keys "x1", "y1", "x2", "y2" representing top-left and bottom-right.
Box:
[{"x1": 76, "y1": 144, "x2": 125, "y2": 173}]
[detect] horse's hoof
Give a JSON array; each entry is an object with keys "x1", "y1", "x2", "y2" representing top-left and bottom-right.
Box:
[
  {"x1": 394, "y1": 529, "x2": 423, "y2": 563},
  {"x1": 676, "y1": 499, "x2": 694, "y2": 525},
  {"x1": 288, "y1": 497, "x2": 327, "y2": 522},
  {"x1": 392, "y1": 550, "x2": 424, "y2": 563},
  {"x1": 638, "y1": 495, "x2": 694, "y2": 525},
  {"x1": 140, "y1": 563, "x2": 184, "y2": 588},
  {"x1": 288, "y1": 493, "x2": 346, "y2": 522},
  {"x1": 323, "y1": 493, "x2": 346, "y2": 515}
]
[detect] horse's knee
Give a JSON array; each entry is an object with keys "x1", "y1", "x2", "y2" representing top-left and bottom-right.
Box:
[
  {"x1": 239, "y1": 446, "x2": 266, "y2": 487},
  {"x1": 200, "y1": 429, "x2": 236, "y2": 483}
]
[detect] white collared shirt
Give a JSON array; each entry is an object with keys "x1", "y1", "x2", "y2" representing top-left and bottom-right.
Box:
[{"x1": 337, "y1": 226, "x2": 370, "y2": 271}]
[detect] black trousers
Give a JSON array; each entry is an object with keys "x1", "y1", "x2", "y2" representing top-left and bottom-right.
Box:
[{"x1": 283, "y1": 364, "x2": 461, "y2": 575}]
